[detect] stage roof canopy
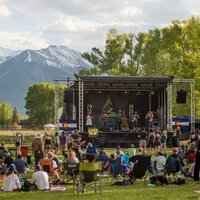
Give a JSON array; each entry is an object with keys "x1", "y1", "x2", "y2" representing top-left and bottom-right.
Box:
[{"x1": 69, "y1": 75, "x2": 174, "y2": 92}]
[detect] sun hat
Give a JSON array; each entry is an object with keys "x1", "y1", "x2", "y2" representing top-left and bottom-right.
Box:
[{"x1": 35, "y1": 133, "x2": 43, "y2": 139}]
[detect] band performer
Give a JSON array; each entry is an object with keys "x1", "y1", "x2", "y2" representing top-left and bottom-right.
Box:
[{"x1": 145, "y1": 111, "x2": 154, "y2": 129}]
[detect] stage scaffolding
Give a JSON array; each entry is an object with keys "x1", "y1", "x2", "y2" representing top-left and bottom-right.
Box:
[{"x1": 167, "y1": 79, "x2": 195, "y2": 132}]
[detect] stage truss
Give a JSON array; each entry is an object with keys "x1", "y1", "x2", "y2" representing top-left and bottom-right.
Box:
[{"x1": 167, "y1": 79, "x2": 195, "y2": 132}]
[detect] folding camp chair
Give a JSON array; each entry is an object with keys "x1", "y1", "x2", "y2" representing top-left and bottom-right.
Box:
[
  {"x1": 129, "y1": 155, "x2": 151, "y2": 185},
  {"x1": 63, "y1": 162, "x2": 79, "y2": 183},
  {"x1": 20, "y1": 146, "x2": 29, "y2": 157},
  {"x1": 73, "y1": 161, "x2": 102, "y2": 195},
  {"x1": 108, "y1": 157, "x2": 124, "y2": 184}
]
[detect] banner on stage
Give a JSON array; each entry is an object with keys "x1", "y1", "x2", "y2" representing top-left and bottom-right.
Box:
[
  {"x1": 172, "y1": 117, "x2": 189, "y2": 129},
  {"x1": 59, "y1": 119, "x2": 77, "y2": 131},
  {"x1": 88, "y1": 127, "x2": 98, "y2": 137}
]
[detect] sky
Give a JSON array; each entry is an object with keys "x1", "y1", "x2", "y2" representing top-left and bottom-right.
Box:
[{"x1": 0, "y1": 0, "x2": 200, "y2": 53}]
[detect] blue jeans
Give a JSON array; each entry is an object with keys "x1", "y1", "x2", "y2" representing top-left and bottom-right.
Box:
[{"x1": 34, "y1": 151, "x2": 43, "y2": 166}]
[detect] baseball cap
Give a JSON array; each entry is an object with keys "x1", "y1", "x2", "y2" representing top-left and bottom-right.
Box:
[{"x1": 9, "y1": 163, "x2": 16, "y2": 171}]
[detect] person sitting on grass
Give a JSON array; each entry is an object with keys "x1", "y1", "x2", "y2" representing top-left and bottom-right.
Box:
[
  {"x1": 0, "y1": 155, "x2": 7, "y2": 175},
  {"x1": 13, "y1": 154, "x2": 29, "y2": 174},
  {"x1": 165, "y1": 147, "x2": 184, "y2": 174},
  {"x1": 152, "y1": 152, "x2": 166, "y2": 174},
  {"x1": 32, "y1": 164, "x2": 50, "y2": 191},
  {"x1": 3, "y1": 164, "x2": 21, "y2": 192},
  {"x1": 47, "y1": 152, "x2": 62, "y2": 183}
]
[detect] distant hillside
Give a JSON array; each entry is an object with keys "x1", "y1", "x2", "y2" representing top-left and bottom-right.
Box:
[{"x1": 0, "y1": 45, "x2": 92, "y2": 114}]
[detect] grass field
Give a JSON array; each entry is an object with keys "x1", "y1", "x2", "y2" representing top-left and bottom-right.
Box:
[
  {"x1": 1, "y1": 131, "x2": 200, "y2": 200},
  {"x1": 0, "y1": 180, "x2": 200, "y2": 200}
]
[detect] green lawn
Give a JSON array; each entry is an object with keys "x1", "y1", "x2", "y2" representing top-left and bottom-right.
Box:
[{"x1": 0, "y1": 180, "x2": 200, "y2": 200}]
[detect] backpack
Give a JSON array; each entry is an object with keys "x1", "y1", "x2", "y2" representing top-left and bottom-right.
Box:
[
  {"x1": 165, "y1": 156, "x2": 181, "y2": 173},
  {"x1": 21, "y1": 180, "x2": 37, "y2": 191}
]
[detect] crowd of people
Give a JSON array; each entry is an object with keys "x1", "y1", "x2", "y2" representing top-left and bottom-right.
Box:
[{"x1": 0, "y1": 128, "x2": 200, "y2": 192}]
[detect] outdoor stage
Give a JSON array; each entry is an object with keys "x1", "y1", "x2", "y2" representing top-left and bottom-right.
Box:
[{"x1": 62, "y1": 75, "x2": 174, "y2": 146}]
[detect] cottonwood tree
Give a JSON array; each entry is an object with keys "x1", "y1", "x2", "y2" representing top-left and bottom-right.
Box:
[
  {"x1": 0, "y1": 101, "x2": 12, "y2": 129},
  {"x1": 25, "y1": 82, "x2": 65, "y2": 129},
  {"x1": 80, "y1": 28, "x2": 144, "y2": 76},
  {"x1": 12, "y1": 107, "x2": 20, "y2": 124}
]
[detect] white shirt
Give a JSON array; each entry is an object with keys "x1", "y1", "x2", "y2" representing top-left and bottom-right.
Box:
[
  {"x1": 155, "y1": 155, "x2": 166, "y2": 172},
  {"x1": 3, "y1": 173, "x2": 21, "y2": 192},
  {"x1": 32, "y1": 171, "x2": 50, "y2": 190}
]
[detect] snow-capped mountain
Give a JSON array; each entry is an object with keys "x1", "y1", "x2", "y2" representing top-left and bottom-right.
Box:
[
  {"x1": 0, "y1": 47, "x2": 21, "y2": 62},
  {"x1": 0, "y1": 45, "x2": 92, "y2": 114}
]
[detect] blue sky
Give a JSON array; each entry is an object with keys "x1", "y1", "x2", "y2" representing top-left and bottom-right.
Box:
[{"x1": 0, "y1": 0, "x2": 200, "y2": 52}]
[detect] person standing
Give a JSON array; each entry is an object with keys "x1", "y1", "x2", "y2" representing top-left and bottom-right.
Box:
[
  {"x1": 145, "y1": 111, "x2": 154, "y2": 129},
  {"x1": 194, "y1": 141, "x2": 200, "y2": 181},
  {"x1": 148, "y1": 129, "x2": 155, "y2": 154},
  {"x1": 160, "y1": 130, "x2": 168, "y2": 152},
  {"x1": 43, "y1": 132, "x2": 52, "y2": 157},
  {"x1": 100, "y1": 111, "x2": 108, "y2": 129},
  {"x1": 14, "y1": 132, "x2": 23, "y2": 155},
  {"x1": 132, "y1": 111, "x2": 140, "y2": 128},
  {"x1": 59, "y1": 131, "x2": 68, "y2": 156},
  {"x1": 139, "y1": 128, "x2": 148, "y2": 150},
  {"x1": 116, "y1": 109, "x2": 122, "y2": 131},
  {"x1": 32, "y1": 133, "x2": 44, "y2": 166},
  {"x1": 85, "y1": 113, "x2": 93, "y2": 130},
  {"x1": 173, "y1": 126, "x2": 182, "y2": 147}
]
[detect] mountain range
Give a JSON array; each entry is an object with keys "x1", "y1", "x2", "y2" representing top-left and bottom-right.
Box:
[{"x1": 0, "y1": 45, "x2": 92, "y2": 114}]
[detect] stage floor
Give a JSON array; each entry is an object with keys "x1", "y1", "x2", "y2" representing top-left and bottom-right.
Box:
[{"x1": 79, "y1": 131, "x2": 140, "y2": 148}]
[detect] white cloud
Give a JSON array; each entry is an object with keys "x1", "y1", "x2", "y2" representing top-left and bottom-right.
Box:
[
  {"x1": 46, "y1": 16, "x2": 139, "y2": 35},
  {"x1": 120, "y1": 6, "x2": 142, "y2": 17},
  {"x1": 0, "y1": 31, "x2": 48, "y2": 50},
  {"x1": 0, "y1": 5, "x2": 12, "y2": 16},
  {"x1": 46, "y1": 17, "x2": 98, "y2": 33},
  {"x1": 1, "y1": 0, "x2": 200, "y2": 52}
]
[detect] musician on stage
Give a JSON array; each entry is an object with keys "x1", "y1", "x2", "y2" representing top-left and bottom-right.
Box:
[
  {"x1": 116, "y1": 109, "x2": 122, "y2": 131},
  {"x1": 145, "y1": 111, "x2": 154, "y2": 129},
  {"x1": 85, "y1": 113, "x2": 93, "y2": 130},
  {"x1": 132, "y1": 111, "x2": 140, "y2": 128},
  {"x1": 100, "y1": 111, "x2": 108, "y2": 129}
]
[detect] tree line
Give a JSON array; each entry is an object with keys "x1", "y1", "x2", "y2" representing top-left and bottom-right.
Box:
[{"x1": 1, "y1": 16, "x2": 200, "y2": 129}]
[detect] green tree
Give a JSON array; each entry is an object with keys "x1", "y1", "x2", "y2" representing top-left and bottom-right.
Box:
[
  {"x1": 140, "y1": 17, "x2": 200, "y2": 116},
  {"x1": 0, "y1": 101, "x2": 12, "y2": 129},
  {"x1": 80, "y1": 28, "x2": 144, "y2": 76},
  {"x1": 25, "y1": 82, "x2": 65, "y2": 129},
  {"x1": 12, "y1": 107, "x2": 20, "y2": 124}
]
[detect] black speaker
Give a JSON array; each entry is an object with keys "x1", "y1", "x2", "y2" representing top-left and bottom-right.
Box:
[{"x1": 176, "y1": 89, "x2": 187, "y2": 104}]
